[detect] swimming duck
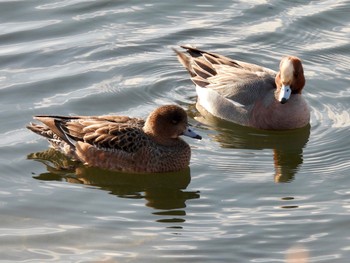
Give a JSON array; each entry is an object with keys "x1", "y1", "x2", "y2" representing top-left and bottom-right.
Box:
[
  {"x1": 174, "y1": 45, "x2": 310, "y2": 130},
  {"x1": 27, "y1": 105, "x2": 202, "y2": 173}
]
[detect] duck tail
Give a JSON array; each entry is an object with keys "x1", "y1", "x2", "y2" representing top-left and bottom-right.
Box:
[
  {"x1": 27, "y1": 122, "x2": 54, "y2": 140},
  {"x1": 173, "y1": 47, "x2": 197, "y2": 78},
  {"x1": 27, "y1": 116, "x2": 76, "y2": 148},
  {"x1": 174, "y1": 45, "x2": 215, "y2": 88}
]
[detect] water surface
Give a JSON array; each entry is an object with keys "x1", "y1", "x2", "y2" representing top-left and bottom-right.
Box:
[{"x1": 1, "y1": 0, "x2": 350, "y2": 262}]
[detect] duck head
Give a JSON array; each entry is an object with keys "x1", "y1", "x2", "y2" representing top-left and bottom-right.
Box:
[
  {"x1": 275, "y1": 56, "x2": 305, "y2": 104},
  {"x1": 143, "y1": 105, "x2": 202, "y2": 145}
]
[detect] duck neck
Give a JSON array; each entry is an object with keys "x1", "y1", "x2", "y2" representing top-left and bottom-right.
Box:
[{"x1": 143, "y1": 128, "x2": 179, "y2": 146}]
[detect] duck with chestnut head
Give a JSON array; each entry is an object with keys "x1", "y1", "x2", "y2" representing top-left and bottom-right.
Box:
[{"x1": 174, "y1": 45, "x2": 310, "y2": 130}]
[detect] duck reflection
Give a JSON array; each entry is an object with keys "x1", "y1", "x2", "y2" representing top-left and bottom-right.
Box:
[
  {"x1": 28, "y1": 149, "x2": 200, "y2": 222},
  {"x1": 190, "y1": 104, "x2": 310, "y2": 183}
]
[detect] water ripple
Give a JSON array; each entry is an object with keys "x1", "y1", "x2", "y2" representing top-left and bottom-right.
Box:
[{"x1": 1, "y1": 0, "x2": 350, "y2": 262}]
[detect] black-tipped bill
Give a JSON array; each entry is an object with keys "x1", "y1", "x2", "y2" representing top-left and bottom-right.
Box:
[
  {"x1": 278, "y1": 85, "x2": 291, "y2": 104},
  {"x1": 183, "y1": 126, "x2": 202, "y2": 140}
]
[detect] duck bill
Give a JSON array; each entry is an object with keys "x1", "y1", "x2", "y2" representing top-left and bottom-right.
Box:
[
  {"x1": 278, "y1": 85, "x2": 292, "y2": 104},
  {"x1": 183, "y1": 126, "x2": 202, "y2": 140}
]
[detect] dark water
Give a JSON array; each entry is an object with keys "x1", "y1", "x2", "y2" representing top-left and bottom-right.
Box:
[{"x1": 1, "y1": 0, "x2": 350, "y2": 262}]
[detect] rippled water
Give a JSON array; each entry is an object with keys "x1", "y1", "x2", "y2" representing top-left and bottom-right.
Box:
[{"x1": 1, "y1": 0, "x2": 350, "y2": 262}]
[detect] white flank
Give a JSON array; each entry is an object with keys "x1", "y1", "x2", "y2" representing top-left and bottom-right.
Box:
[{"x1": 196, "y1": 85, "x2": 243, "y2": 116}]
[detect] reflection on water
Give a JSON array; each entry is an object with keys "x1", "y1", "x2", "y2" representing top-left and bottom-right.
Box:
[
  {"x1": 191, "y1": 103, "x2": 310, "y2": 183},
  {"x1": 286, "y1": 245, "x2": 310, "y2": 263},
  {"x1": 28, "y1": 149, "x2": 200, "y2": 221}
]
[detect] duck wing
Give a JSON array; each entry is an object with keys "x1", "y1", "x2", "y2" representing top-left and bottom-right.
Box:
[
  {"x1": 175, "y1": 46, "x2": 277, "y2": 106},
  {"x1": 31, "y1": 115, "x2": 146, "y2": 153}
]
